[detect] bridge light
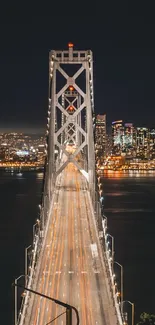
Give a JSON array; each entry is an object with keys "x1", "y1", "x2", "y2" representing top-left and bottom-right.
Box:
[
  {"x1": 69, "y1": 86, "x2": 74, "y2": 91},
  {"x1": 68, "y1": 42, "x2": 74, "y2": 48},
  {"x1": 68, "y1": 105, "x2": 74, "y2": 112}
]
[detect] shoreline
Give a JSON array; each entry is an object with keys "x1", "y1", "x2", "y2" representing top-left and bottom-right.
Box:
[
  {"x1": 0, "y1": 166, "x2": 44, "y2": 172},
  {"x1": 97, "y1": 168, "x2": 155, "y2": 173}
]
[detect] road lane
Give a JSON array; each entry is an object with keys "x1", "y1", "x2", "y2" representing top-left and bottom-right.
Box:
[{"x1": 23, "y1": 162, "x2": 118, "y2": 325}]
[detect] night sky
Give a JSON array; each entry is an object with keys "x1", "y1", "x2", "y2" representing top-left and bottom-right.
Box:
[{"x1": 0, "y1": 3, "x2": 155, "y2": 133}]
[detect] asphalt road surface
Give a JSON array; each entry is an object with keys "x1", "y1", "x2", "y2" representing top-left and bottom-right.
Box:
[{"x1": 23, "y1": 162, "x2": 118, "y2": 325}]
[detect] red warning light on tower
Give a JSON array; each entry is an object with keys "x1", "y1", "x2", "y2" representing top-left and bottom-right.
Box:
[
  {"x1": 69, "y1": 86, "x2": 74, "y2": 91},
  {"x1": 68, "y1": 106, "x2": 74, "y2": 112},
  {"x1": 68, "y1": 42, "x2": 74, "y2": 48}
]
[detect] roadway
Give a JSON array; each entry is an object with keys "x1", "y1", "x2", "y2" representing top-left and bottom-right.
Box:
[{"x1": 23, "y1": 161, "x2": 118, "y2": 324}]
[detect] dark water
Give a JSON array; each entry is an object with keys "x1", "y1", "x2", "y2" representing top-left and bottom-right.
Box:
[
  {"x1": 102, "y1": 170, "x2": 155, "y2": 323},
  {"x1": 0, "y1": 170, "x2": 43, "y2": 324},
  {"x1": 0, "y1": 170, "x2": 155, "y2": 324}
]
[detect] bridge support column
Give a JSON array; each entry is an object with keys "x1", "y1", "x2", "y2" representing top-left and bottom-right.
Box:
[{"x1": 66, "y1": 307, "x2": 72, "y2": 325}]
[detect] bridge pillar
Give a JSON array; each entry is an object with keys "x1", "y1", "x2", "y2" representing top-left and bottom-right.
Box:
[{"x1": 66, "y1": 308, "x2": 72, "y2": 325}]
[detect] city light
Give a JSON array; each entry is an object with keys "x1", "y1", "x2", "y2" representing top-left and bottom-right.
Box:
[
  {"x1": 0, "y1": 132, "x2": 46, "y2": 169},
  {"x1": 95, "y1": 118, "x2": 155, "y2": 172}
]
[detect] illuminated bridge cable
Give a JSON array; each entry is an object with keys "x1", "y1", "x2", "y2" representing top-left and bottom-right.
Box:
[{"x1": 12, "y1": 283, "x2": 79, "y2": 325}]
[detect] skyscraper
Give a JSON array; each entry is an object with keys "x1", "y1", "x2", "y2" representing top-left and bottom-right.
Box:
[
  {"x1": 136, "y1": 127, "x2": 150, "y2": 159},
  {"x1": 111, "y1": 120, "x2": 123, "y2": 155},
  {"x1": 112, "y1": 121, "x2": 136, "y2": 156},
  {"x1": 95, "y1": 114, "x2": 106, "y2": 157},
  {"x1": 149, "y1": 128, "x2": 155, "y2": 159},
  {"x1": 123, "y1": 123, "x2": 136, "y2": 156}
]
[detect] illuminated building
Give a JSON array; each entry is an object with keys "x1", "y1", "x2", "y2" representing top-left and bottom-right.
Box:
[
  {"x1": 149, "y1": 128, "x2": 155, "y2": 159},
  {"x1": 136, "y1": 127, "x2": 150, "y2": 159},
  {"x1": 95, "y1": 114, "x2": 106, "y2": 157},
  {"x1": 112, "y1": 121, "x2": 136, "y2": 157},
  {"x1": 123, "y1": 123, "x2": 133, "y2": 146},
  {"x1": 123, "y1": 123, "x2": 136, "y2": 156},
  {"x1": 111, "y1": 120, "x2": 123, "y2": 155}
]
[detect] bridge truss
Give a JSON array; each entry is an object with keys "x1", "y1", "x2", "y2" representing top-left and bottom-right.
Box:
[{"x1": 47, "y1": 44, "x2": 95, "y2": 198}]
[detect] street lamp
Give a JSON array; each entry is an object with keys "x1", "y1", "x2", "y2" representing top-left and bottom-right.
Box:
[
  {"x1": 121, "y1": 300, "x2": 134, "y2": 325},
  {"x1": 107, "y1": 234, "x2": 114, "y2": 273},
  {"x1": 14, "y1": 275, "x2": 26, "y2": 325},
  {"x1": 102, "y1": 214, "x2": 107, "y2": 230},
  {"x1": 38, "y1": 204, "x2": 44, "y2": 230},
  {"x1": 114, "y1": 261, "x2": 123, "y2": 314},
  {"x1": 12, "y1": 283, "x2": 79, "y2": 325},
  {"x1": 25, "y1": 245, "x2": 31, "y2": 282},
  {"x1": 33, "y1": 219, "x2": 40, "y2": 239}
]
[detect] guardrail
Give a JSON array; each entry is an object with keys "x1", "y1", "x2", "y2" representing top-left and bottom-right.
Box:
[
  {"x1": 17, "y1": 233, "x2": 40, "y2": 325},
  {"x1": 93, "y1": 189, "x2": 123, "y2": 325},
  {"x1": 16, "y1": 171, "x2": 60, "y2": 325},
  {"x1": 102, "y1": 218, "x2": 123, "y2": 325},
  {"x1": 16, "y1": 171, "x2": 49, "y2": 324}
]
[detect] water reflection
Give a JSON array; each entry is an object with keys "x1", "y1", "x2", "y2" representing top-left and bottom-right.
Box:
[
  {"x1": 102, "y1": 172, "x2": 155, "y2": 322},
  {"x1": 102, "y1": 170, "x2": 155, "y2": 179},
  {"x1": 36, "y1": 172, "x2": 44, "y2": 179}
]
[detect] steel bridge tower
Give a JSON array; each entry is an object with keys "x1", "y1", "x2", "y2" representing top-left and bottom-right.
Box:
[{"x1": 47, "y1": 43, "x2": 95, "y2": 199}]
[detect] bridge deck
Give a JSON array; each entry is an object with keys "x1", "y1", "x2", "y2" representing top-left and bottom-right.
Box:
[{"x1": 24, "y1": 163, "x2": 118, "y2": 325}]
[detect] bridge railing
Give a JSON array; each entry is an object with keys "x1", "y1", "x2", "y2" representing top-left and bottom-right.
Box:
[
  {"x1": 94, "y1": 191, "x2": 123, "y2": 325},
  {"x1": 16, "y1": 159, "x2": 49, "y2": 324},
  {"x1": 16, "y1": 169, "x2": 61, "y2": 325},
  {"x1": 17, "y1": 231, "x2": 40, "y2": 325}
]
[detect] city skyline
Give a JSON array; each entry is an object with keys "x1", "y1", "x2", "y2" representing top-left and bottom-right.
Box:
[
  {"x1": 0, "y1": 126, "x2": 45, "y2": 134},
  {"x1": 0, "y1": 114, "x2": 154, "y2": 135}
]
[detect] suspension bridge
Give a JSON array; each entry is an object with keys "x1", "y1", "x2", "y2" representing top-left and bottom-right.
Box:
[{"x1": 14, "y1": 44, "x2": 124, "y2": 325}]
